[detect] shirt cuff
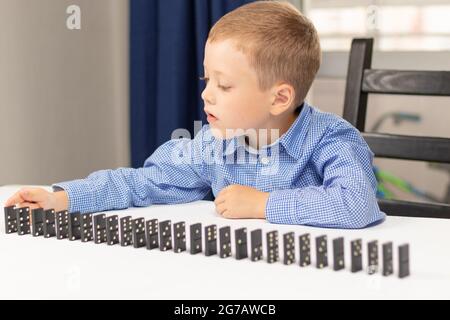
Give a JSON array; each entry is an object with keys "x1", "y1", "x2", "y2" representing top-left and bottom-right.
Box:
[
  {"x1": 52, "y1": 179, "x2": 97, "y2": 213},
  {"x1": 265, "y1": 189, "x2": 299, "y2": 225}
]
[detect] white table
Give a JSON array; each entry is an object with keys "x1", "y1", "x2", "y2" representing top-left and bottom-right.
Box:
[{"x1": 1, "y1": 185, "x2": 449, "y2": 299}]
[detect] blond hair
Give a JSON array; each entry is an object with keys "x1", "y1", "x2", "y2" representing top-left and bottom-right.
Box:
[{"x1": 208, "y1": 1, "x2": 321, "y2": 106}]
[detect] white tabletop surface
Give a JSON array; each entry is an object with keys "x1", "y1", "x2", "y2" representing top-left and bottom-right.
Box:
[{"x1": 1, "y1": 185, "x2": 449, "y2": 299}]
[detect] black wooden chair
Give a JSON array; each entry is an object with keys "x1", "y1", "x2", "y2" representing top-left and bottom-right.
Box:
[{"x1": 343, "y1": 38, "x2": 450, "y2": 218}]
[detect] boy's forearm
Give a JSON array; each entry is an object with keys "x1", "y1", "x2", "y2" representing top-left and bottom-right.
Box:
[
  {"x1": 265, "y1": 185, "x2": 384, "y2": 228},
  {"x1": 52, "y1": 168, "x2": 153, "y2": 213}
]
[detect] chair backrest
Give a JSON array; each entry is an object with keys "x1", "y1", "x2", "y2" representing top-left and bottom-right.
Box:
[{"x1": 343, "y1": 38, "x2": 450, "y2": 218}]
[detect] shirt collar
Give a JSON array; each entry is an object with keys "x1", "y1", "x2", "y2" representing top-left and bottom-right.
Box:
[
  {"x1": 221, "y1": 102, "x2": 312, "y2": 159},
  {"x1": 278, "y1": 102, "x2": 311, "y2": 159}
]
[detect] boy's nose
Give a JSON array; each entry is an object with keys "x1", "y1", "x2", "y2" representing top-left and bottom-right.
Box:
[{"x1": 201, "y1": 87, "x2": 215, "y2": 105}]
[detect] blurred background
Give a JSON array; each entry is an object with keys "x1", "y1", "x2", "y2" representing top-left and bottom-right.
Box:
[{"x1": 0, "y1": 0, "x2": 449, "y2": 204}]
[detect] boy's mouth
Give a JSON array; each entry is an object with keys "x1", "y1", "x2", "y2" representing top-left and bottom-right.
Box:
[{"x1": 205, "y1": 111, "x2": 218, "y2": 123}]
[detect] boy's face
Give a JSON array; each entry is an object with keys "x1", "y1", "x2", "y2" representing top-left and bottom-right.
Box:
[{"x1": 202, "y1": 39, "x2": 273, "y2": 139}]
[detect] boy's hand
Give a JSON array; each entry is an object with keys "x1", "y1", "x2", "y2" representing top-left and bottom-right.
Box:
[
  {"x1": 214, "y1": 184, "x2": 269, "y2": 219},
  {"x1": 4, "y1": 187, "x2": 69, "y2": 213}
]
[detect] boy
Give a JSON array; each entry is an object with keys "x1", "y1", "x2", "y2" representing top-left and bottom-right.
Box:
[{"x1": 5, "y1": 1, "x2": 385, "y2": 229}]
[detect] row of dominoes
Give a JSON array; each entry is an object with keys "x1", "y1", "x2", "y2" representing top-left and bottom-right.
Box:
[{"x1": 3, "y1": 206, "x2": 409, "y2": 278}]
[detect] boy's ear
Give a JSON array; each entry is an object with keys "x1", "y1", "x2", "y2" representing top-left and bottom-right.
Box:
[{"x1": 269, "y1": 83, "x2": 295, "y2": 116}]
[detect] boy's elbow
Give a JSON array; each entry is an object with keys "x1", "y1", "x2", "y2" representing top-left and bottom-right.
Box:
[{"x1": 341, "y1": 189, "x2": 384, "y2": 229}]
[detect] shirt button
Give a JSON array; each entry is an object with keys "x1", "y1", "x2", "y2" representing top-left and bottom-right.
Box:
[{"x1": 260, "y1": 157, "x2": 270, "y2": 165}]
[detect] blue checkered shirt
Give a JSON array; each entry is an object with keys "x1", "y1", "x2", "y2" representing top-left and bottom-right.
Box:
[{"x1": 54, "y1": 102, "x2": 385, "y2": 229}]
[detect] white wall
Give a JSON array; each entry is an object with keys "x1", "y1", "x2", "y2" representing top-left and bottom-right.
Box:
[{"x1": 0, "y1": 0, "x2": 130, "y2": 185}]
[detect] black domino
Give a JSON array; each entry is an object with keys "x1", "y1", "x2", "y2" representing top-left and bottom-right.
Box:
[
  {"x1": 173, "y1": 222, "x2": 186, "y2": 253},
  {"x1": 368, "y1": 240, "x2": 378, "y2": 274},
  {"x1": 351, "y1": 239, "x2": 362, "y2": 272},
  {"x1": 55, "y1": 210, "x2": 69, "y2": 239},
  {"x1": 190, "y1": 223, "x2": 202, "y2": 254},
  {"x1": 382, "y1": 241, "x2": 393, "y2": 276},
  {"x1": 93, "y1": 214, "x2": 107, "y2": 244},
  {"x1": 31, "y1": 208, "x2": 44, "y2": 237},
  {"x1": 105, "y1": 215, "x2": 119, "y2": 245},
  {"x1": 333, "y1": 237, "x2": 345, "y2": 271},
  {"x1": 80, "y1": 213, "x2": 93, "y2": 242},
  {"x1": 283, "y1": 232, "x2": 295, "y2": 265},
  {"x1": 68, "y1": 212, "x2": 81, "y2": 241},
  {"x1": 4, "y1": 206, "x2": 18, "y2": 234},
  {"x1": 398, "y1": 244, "x2": 410, "y2": 278},
  {"x1": 266, "y1": 231, "x2": 279, "y2": 263},
  {"x1": 132, "y1": 217, "x2": 146, "y2": 248},
  {"x1": 235, "y1": 227, "x2": 247, "y2": 260},
  {"x1": 120, "y1": 216, "x2": 133, "y2": 246},
  {"x1": 299, "y1": 233, "x2": 311, "y2": 267},
  {"x1": 251, "y1": 229, "x2": 263, "y2": 262},
  {"x1": 316, "y1": 235, "x2": 328, "y2": 269},
  {"x1": 146, "y1": 219, "x2": 159, "y2": 250},
  {"x1": 205, "y1": 224, "x2": 217, "y2": 256},
  {"x1": 43, "y1": 209, "x2": 56, "y2": 238},
  {"x1": 159, "y1": 220, "x2": 172, "y2": 251},
  {"x1": 17, "y1": 207, "x2": 31, "y2": 235},
  {"x1": 219, "y1": 226, "x2": 231, "y2": 258}
]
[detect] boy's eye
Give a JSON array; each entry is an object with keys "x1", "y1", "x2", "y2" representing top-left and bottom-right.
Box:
[
  {"x1": 218, "y1": 84, "x2": 231, "y2": 91},
  {"x1": 200, "y1": 76, "x2": 231, "y2": 91}
]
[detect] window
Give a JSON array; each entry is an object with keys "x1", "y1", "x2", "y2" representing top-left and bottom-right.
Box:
[{"x1": 303, "y1": 0, "x2": 450, "y2": 51}]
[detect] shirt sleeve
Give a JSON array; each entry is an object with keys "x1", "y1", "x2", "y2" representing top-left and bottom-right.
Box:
[
  {"x1": 265, "y1": 120, "x2": 385, "y2": 229},
  {"x1": 52, "y1": 129, "x2": 211, "y2": 213}
]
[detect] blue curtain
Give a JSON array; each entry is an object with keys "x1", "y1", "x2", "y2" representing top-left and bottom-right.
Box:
[{"x1": 130, "y1": 0, "x2": 255, "y2": 168}]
